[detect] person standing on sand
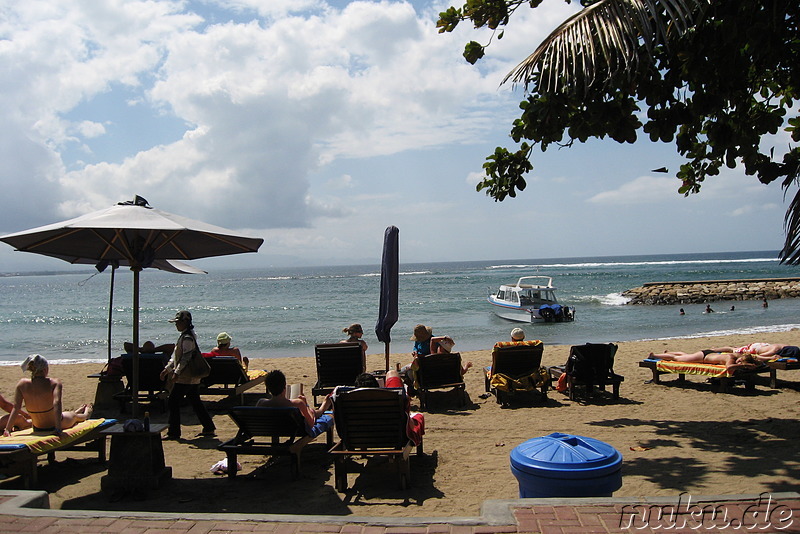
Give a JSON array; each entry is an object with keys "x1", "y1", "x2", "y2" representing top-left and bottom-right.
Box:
[
  {"x1": 3, "y1": 354, "x2": 92, "y2": 436},
  {"x1": 160, "y1": 310, "x2": 216, "y2": 440}
]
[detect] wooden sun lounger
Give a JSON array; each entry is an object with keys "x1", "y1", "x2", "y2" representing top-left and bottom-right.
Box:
[
  {"x1": 219, "y1": 406, "x2": 333, "y2": 478},
  {"x1": 329, "y1": 387, "x2": 422, "y2": 492},
  {"x1": 199, "y1": 357, "x2": 268, "y2": 402},
  {"x1": 639, "y1": 358, "x2": 769, "y2": 393},
  {"x1": 484, "y1": 340, "x2": 547, "y2": 405},
  {"x1": 312, "y1": 343, "x2": 364, "y2": 405},
  {"x1": 0, "y1": 418, "x2": 116, "y2": 488},
  {"x1": 113, "y1": 353, "x2": 170, "y2": 412},
  {"x1": 766, "y1": 358, "x2": 800, "y2": 388},
  {"x1": 415, "y1": 352, "x2": 467, "y2": 410}
]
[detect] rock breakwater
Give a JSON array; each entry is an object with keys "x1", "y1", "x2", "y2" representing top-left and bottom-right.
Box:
[{"x1": 622, "y1": 278, "x2": 800, "y2": 305}]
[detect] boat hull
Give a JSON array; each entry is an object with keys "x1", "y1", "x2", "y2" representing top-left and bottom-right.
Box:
[
  {"x1": 492, "y1": 306, "x2": 543, "y2": 323},
  {"x1": 488, "y1": 299, "x2": 575, "y2": 323}
]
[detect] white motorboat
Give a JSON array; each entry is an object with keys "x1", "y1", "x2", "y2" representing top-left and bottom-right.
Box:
[{"x1": 488, "y1": 276, "x2": 576, "y2": 323}]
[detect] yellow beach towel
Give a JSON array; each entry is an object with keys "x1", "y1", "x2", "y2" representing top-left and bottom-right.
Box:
[
  {"x1": 247, "y1": 369, "x2": 267, "y2": 381},
  {"x1": 0, "y1": 418, "x2": 106, "y2": 455},
  {"x1": 655, "y1": 360, "x2": 733, "y2": 378}
]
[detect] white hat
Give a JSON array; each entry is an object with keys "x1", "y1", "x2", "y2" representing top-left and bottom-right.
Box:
[{"x1": 511, "y1": 328, "x2": 525, "y2": 341}]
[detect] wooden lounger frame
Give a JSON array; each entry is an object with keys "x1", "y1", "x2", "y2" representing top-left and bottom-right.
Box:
[
  {"x1": 638, "y1": 359, "x2": 768, "y2": 393},
  {"x1": 0, "y1": 419, "x2": 114, "y2": 488}
]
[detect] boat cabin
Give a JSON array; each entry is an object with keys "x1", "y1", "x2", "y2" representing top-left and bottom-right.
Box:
[{"x1": 495, "y1": 277, "x2": 559, "y2": 307}]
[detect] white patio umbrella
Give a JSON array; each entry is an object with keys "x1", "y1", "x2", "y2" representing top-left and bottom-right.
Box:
[{"x1": 0, "y1": 196, "x2": 263, "y2": 416}]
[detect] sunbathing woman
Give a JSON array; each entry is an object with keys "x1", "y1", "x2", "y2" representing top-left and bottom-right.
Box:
[
  {"x1": 3, "y1": 355, "x2": 92, "y2": 436},
  {"x1": 649, "y1": 350, "x2": 760, "y2": 372},
  {"x1": 710, "y1": 343, "x2": 797, "y2": 359}
]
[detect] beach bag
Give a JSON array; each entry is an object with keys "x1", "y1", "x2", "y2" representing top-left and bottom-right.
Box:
[
  {"x1": 181, "y1": 332, "x2": 211, "y2": 379},
  {"x1": 100, "y1": 356, "x2": 124, "y2": 380},
  {"x1": 187, "y1": 347, "x2": 211, "y2": 378}
]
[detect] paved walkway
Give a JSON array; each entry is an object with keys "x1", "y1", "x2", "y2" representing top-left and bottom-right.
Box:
[{"x1": 0, "y1": 491, "x2": 798, "y2": 533}]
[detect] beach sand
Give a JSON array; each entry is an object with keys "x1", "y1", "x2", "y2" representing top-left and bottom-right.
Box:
[{"x1": 1, "y1": 331, "x2": 799, "y2": 517}]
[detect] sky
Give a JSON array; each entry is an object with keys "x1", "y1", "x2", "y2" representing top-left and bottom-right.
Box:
[{"x1": 0, "y1": 0, "x2": 794, "y2": 273}]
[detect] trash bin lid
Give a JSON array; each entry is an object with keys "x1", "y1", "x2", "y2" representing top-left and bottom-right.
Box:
[{"x1": 510, "y1": 432, "x2": 622, "y2": 479}]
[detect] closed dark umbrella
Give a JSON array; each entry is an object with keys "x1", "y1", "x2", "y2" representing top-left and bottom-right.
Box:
[
  {"x1": 0, "y1": 196, "x2": 263, "y2": 416},
  {"x1": 375, "y1": 226, "x2": 399, "y2": 371}
]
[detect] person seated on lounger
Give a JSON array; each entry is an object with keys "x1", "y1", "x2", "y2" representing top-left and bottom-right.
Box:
[
  {"x1": 340, "y1": 323, "x2": 367, "y2": 372},
  {"x1": 256, "y1": 370, "x2": 333, "y2": 435},
  {"x1": 648, "y1": 350, "x2": 761, "y2": 372},
  {"x1": 3, "y1": 355, "x2": 93, "y2": 436},
  {"x1": 208, "y1": 332, "x2": 249, "y2": 369},
  {"x1": 429, "y1": 335, "x2": 472, "y2": 375},
  {"x1": 400, "y1": 325, "x2": 471, "y2": 391},
  {"x1": 345, "y1": 372, "x2": 424, "y2": 446},
  {"x1": 123, "y1": 340, "x2": 175, "y2": 354},
  {"x1": 0, "y1": 392, "x2": 31, "y2": 433}
]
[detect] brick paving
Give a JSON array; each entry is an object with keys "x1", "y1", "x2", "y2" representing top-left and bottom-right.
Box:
[{"x1": 0, "y1": 493, "x2": 799, "y2": 533}]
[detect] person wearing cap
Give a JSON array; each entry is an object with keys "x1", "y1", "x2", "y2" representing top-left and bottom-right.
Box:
[
  {"x1": 340, "y1": 323, "x2": 367, "y2": 372},
  {"x1": 160, "y1": 310, "x2": 216, "y2": 439},
  {"x1": 209, "y1": 332, "x2": 248, "y2": 370},
  {"x1": 510, "y1": 328, "x2": 525, "y2": 342},
  {"x1": 428, "y1": 334, "x2": 472, "y2": 374},
  {"x1": 3, "y1": 354, "x2": 92, "y2": 436}
]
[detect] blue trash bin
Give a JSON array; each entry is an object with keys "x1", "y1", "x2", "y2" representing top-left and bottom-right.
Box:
[{"x1": 510, "y1": 432, "x2": 622, "y2": 498}]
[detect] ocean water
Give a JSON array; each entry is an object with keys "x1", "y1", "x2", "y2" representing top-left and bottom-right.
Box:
[{"x1": 1, "y1": 250, "x2": 798, "y2": 366}]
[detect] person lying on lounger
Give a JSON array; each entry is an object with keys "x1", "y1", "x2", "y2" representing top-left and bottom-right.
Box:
[
  {"x1": 709, "y1": 343, "x2": 799, "y2": 359},
  {"x1": 648, "y1": 350, "x2": 761, "y2": 372},
  {"x1": 123, "y1": 340, "x2": 175, "y2": 354},
  {"x1": 3, "y1": 355, "x2": 92, "y2": 436}
]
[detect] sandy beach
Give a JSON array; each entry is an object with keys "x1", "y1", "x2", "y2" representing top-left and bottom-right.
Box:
[{"x1": 1, "y1": 331, "x2": 799, "y2": 518}]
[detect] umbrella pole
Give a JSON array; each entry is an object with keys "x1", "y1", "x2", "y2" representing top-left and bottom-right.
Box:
[
  {"x1": 385, "y1": 342, "x2": 390, "y2": 372},
  {"x1": 131, "y1": 267, "x2": 141, "y2": 419},
  {"x1": 107, "y1": 266, "x2": 115, "y2": 364}
]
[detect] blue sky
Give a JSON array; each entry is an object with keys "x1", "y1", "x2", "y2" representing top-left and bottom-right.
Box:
[{"x1": 0, "y1": 0, "x2": 792, "y2": 272}]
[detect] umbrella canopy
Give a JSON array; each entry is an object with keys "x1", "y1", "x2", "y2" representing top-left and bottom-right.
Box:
[
  {"x1": 1, "y1": 196, "x2": 262, "y2": 265},
  {"x1": 0, "y1": 196, "x2": 263, "y2": 416},
  {"x1": 375, "y1": 226, "x2": 399, "y2": 371}
]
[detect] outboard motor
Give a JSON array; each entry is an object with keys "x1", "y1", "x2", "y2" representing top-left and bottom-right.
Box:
[{"x1": 539, "y1": 305, "x2": 556, "y2": 323}]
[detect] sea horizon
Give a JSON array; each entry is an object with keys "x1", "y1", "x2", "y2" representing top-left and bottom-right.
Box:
[{"x1": 0, "y1": 249, "x2": 797, "y2": 366}]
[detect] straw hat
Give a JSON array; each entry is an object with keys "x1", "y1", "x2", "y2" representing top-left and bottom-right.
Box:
[{"x1": 410, "y1": 324, "x2": 432, "y2": 341}]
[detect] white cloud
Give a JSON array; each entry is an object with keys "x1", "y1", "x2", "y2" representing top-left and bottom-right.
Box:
[
  {"x1": 0, "y1": 0, "x2": 792, "y2": 269},
  {"x1": 326, "y1": 174, "x2": 354, "y2": 189},
  {"x1": 588, "y1": 175, "x2": 679, "y2": 205},
  {"x1": 75, "y1": 120, "x2": 106, "y2": 138}
]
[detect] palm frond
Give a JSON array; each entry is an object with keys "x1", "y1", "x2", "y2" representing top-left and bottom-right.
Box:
[
  {"x1": 780, "y1": 161, "x2": 800, "y2": 264},
  {"x1": 504, "y1": 0, "x2": 708, "y2": 94}
]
